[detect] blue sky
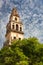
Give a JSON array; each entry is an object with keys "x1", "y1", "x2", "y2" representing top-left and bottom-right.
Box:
[{"x1": 0, "y1": 0, "x2": 43, "y2": 48}]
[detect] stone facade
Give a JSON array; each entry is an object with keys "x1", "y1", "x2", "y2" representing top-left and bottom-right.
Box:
[{"x1": 4, "y1": 8, "x2": 24, "y2": 46}]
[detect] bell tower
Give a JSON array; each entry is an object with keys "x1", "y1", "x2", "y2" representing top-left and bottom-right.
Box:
[{"x1": 4, "y1": 8, "x2": 24, "y2": 46}]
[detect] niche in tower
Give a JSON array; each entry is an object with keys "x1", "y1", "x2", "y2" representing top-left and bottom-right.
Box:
[
  {"x1": 12, "y1": 24, "x2": 14, "y2": 29},
  {"x1": 20, "y1": 27, "x2": 22, "y2": 31},
  {"x1": 16, "y1": 24, "x2": 18, "y2": 31}
]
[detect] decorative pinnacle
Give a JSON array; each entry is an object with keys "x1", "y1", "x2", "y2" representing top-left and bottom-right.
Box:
[{"x1": 11, "y1": 7, "x2": 19, "y2": 17}]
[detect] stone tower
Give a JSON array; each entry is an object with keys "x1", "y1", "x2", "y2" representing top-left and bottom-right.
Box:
[{"x1": 4, "y1": 8, "x2": 24, "y2": 46}]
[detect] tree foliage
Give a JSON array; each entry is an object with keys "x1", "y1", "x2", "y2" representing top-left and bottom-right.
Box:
[{"x1": 0, "y1": 37, "x2": 43, "y2": 65}]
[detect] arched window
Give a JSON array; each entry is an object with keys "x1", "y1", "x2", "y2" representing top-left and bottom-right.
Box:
[
  {"x1": 19, "y1": 38, "x2": 21, "y2": 40},
  {"x1": 12, "y1": 25, "x2": 14, "y2": 29},
  {"x1": 20, "y1": 27, "x2": 22, "y2": 31},
  {"x1": 15, "y1": 17, "x2": 17, "y2": 21},
  {"x1": 14, "y1": 37, "x2": 16, "y2": 39},
  {"x1": 16, "y1": 24, "x2": 18, "y2": 31}
]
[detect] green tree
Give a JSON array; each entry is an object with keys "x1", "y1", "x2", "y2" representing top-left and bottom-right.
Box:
[{"x1": 0, "y1": 37, "x2": 43, "y2": 65}]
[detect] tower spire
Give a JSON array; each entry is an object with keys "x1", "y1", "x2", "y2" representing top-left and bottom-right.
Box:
[{"x1": 11, "y1": 7, "x2": 19, "y2": 17}]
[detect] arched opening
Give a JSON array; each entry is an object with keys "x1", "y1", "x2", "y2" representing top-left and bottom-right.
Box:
[
  {"x1": 14, "y1": 37, "x2": 16, "y2": 39},
  {"x1": 16, "y1": 24, "x2": 18, "y2": 31},
  {"x1": 19, "y1": 38, "x2": 21, "y2": 40},
  {"x1": 15, "y1": 17, "x2": 17, "y2": 21},
  {"x1": 20, "y1": 27, "x2": 22, "y2": 31},
  {"x1": 12, "y1": 25, "x2": 14, "y2": 29}
]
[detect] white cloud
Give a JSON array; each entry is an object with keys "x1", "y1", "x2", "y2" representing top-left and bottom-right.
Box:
[
  {"x1": 0, "y1": 0, "x2": 43, "y2": 48},
  {"x1": 0, "y1": 13, "x2": 10, "y2": 47},
  {"x1": 29, "y1": 0, "x2": 35, "y2": 8},
  {"x1": 0, "y1": 12, "x2": 2, "y2": 15},
  {"x1": 5, "y1": 0, "x2": 10, "y2": 5},
  {"x1": 0, "y1": 0, "x2": 4, "y2": 8}
]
